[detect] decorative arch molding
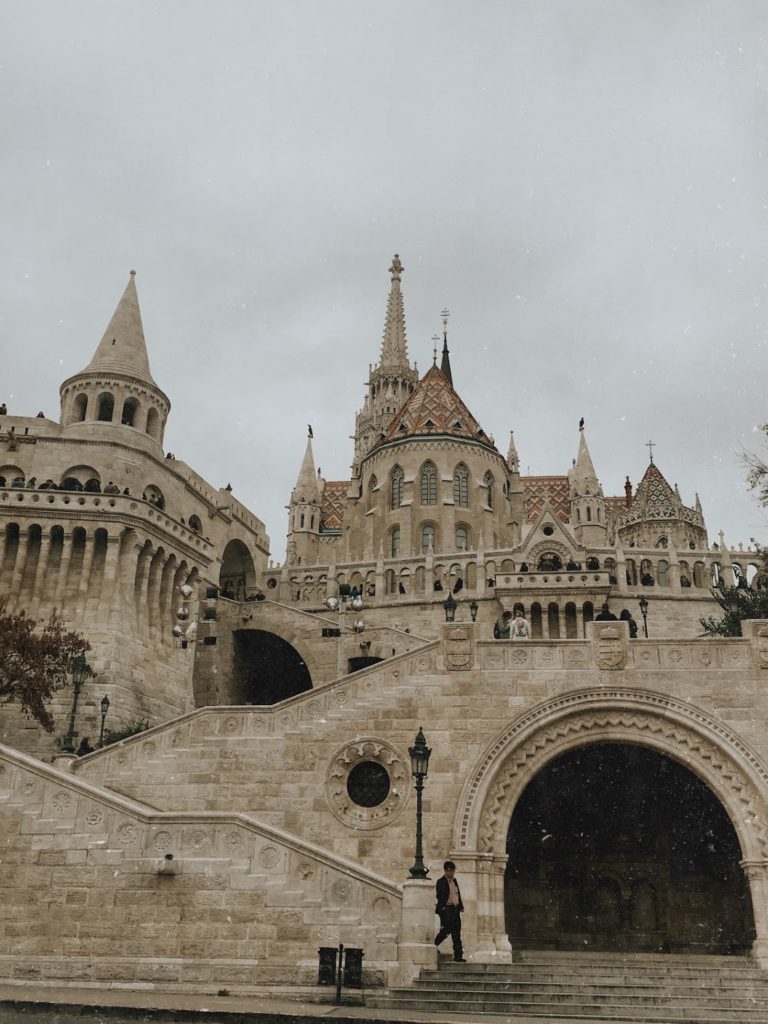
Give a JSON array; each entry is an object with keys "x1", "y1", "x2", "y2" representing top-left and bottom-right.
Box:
[
  {"x1": 524, "y1": 538, "x2": 573, "y2": 568},
  {"x1": 454, "y1": 687, "x2": 768, "y2": 862}
]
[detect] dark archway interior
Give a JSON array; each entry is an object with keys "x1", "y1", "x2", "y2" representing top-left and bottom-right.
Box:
[
  {"x1": 505, "y1": 743, "x2": 755, "y2": 954},
  {"x1": 232, "y1": 629, "x2": 312, "y2": 705}
]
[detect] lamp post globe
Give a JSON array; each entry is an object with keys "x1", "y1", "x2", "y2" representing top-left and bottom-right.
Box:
[
  {"x1": 62, "y1": 654, "x2": 92, "y2": 754},
  {"x1": 408, "y1": 727, "x2": 432, "y2": 879}
]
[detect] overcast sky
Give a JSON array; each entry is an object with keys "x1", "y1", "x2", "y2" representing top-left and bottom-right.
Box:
[{"x1": 2, "y1": 1, "x2": 767, "y2": 560}]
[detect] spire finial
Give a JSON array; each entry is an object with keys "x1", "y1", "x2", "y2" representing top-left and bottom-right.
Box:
[
  {"x1": 389, "y1": 253, "x2": 403, "y2": 282},
  {"x1": 130, "y1": 269, "x2": 136, "y2": 277},
  {"x1": 432, "y1": 334, "x2": 440, "y2": 365},
  {"x1": 441, "y1": 307, "x2": 450, "y2": 341},
  {"x1": 646, "y1": 439, "x2": 656, "y2": 464}
]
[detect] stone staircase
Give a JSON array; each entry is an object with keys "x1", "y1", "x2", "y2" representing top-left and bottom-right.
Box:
[{"x1": 367, "y1": 951, "x2": 768, "y2": 1022}]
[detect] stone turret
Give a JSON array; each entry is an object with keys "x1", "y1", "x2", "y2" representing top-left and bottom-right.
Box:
[
  {"x1": 59, "y1": 271, "x2": 170, "y2": 455},
  {"x1": 287, "y1": 430, "x2": 323, "y2": 566},
  {"x1": 568, "y1": 422, "x2": 607, "y2": 546},
  {"x1": 352, "y1": 255, "x2": 419, "y2": 475}
]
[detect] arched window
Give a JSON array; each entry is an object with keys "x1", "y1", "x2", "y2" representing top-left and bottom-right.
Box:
[
  {"x1": 657, "y1": 559, "x2": 669, "y2": 586},
  {"x1": 146, "y1": 407, "x2": 160, "y2": 439},
  {"x1": 421, "y1": 524, "x2": 436, "y2": 554},
  {"x1": 390, "y1": 526, "x2": 400, "y2": 558},
  {"x1": 97, "y1": 393, "x2": 114, "y2": 422},
  {"x1": 188, "y1": 515, "x2": 202, "y2": 534},
  {"x1": 420, "y1": 461, "x2": 437, "y2": 505},
  {"x1": 73, "y1": 393, "x2": 88, "y2": 422},
  {"x1": 121, "y1": 397, "x2": 139, "y2": 426},
  {"x1": 390, "y1": 465, "x2": 404, "y2": 510},
  {"x1": 453, "y1": 464, "x2": 469, "y2": 507},
  {"x1": 455, "y1": 525, "x2": 470, "y2": 551},
  {"x1": 483, "y1": 471, "x2": 495, "y2": 509}
]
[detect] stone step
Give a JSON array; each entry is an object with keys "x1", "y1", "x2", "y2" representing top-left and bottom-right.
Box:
[{"x1": 413, "y1": 978, "x2": 768, "y2": 999}]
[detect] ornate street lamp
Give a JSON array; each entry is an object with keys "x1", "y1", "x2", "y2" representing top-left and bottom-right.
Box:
[
  {"x1": 408, "y1": 727, "x2": 432, "y2": 879},
  {"x1": 469, "y1": 599, "x2": 479, "y2": 622},
  {"x1": 639, "y1": 597, "x2": 649, "y2": 638},
  {"x1": 443, "y1": 594, "x2": 457, "y2": 622},
  {"x1": 62, "y1": 654, "x2": 92, "y2": 753},
  {"x1": 99, "y1": 694, "x2": 111, "y2": 746}
]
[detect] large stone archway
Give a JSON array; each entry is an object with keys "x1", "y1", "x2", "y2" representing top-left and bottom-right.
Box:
[{"x1": 450, "y1": 688, "x2": 768, "y2": 964}]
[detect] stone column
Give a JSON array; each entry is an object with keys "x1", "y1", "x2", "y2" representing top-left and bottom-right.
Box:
[
  {"x1": 99, "y1": 532, "x2": 123, "y2": 621},
  {"x1": 8, "y1": 528, "x2": 28, "y2": 600},
  {"x1": 490, "y1": 853, "x2": 513, "y2": 959},
  {"x1": 29, "y1": 528, "x2": 52, "y2": 615},
  {"x1": 77, "y1": 531, "x2": 97, "y2": 605},
  {"x1": 53, "y1": 531, "x2": 74, "y2": 610},
  {"x1": 392, "y1": 878, "x2": 438, "y2": 986},
  {"x1": 741, "y1": 860, "x2": 768, "y2": 966},
  {"x1": 615, "y1": 548, "x2": 628, "y2": 594}
]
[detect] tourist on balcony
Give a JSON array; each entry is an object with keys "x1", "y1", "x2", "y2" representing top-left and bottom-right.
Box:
[
  {"x1": 511, "y1": 610, "x2": 530, "y2": 639},
  {"x1": 494, "y1": 610, "x2": 512, "y2": 639},
  {"x1": 619, "y1": 608, "x2": 638, "y2": 638},
  {"x1": 595, "y1": 603, "x2": 618, "y2": 621}
]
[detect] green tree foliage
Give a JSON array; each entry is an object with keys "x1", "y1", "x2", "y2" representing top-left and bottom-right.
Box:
[{"x1": 0, "y1": 601, "x2": 90, "y2": 731}]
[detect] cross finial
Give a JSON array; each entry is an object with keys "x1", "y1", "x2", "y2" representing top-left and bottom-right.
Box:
[
  {"x1": 432, "y1": 334, "x2": 440, "y2": 364},
  {"x1": 389, "y1": 254, "x2": 403, "y2": 282},
  {"x1": 646, "y1": 439, "x2": 656, "y2": 463},
  {"x1": 441, "y1": 307, "x2": 450, "y2": 340}
]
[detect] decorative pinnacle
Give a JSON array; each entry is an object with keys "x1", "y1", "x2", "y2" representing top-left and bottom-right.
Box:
[{"x1": 389, "y1": 254, "x2": 403, "y2": 282}]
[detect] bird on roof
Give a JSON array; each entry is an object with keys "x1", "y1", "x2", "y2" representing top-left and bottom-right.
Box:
[
  {"x1": 308, "y1": 424, "x2": 313, "y2": 438},
  {"x1": 579, "y1": 417, "x2": 585, "y2": 429}
]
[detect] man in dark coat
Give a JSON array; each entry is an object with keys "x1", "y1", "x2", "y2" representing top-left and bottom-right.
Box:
[{"x1": 434, "y1": 860, "x2": 466, "y2": 962}]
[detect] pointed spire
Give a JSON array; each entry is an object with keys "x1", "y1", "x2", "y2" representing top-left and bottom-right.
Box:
[
  {"x1": 379, "y1": 254, "x2": 409, "y2": 368},
  {"x1": 81, "y1": 271, "x2": 158, "y2": 385},
  {"x1": 439, "y1": 308, "x2": 453, "y2": 384},
  {"x1": 292, "y1": 430, "x2": 320, "y2": 502},
  {"x1": 572, "y1": 422, "x2": 598, "y2": 488},
  {"x1": 507, "y1": 431, "x2": 519, "y2": 472}
]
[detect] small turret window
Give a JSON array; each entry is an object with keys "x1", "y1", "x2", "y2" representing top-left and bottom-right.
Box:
[
  {"x1": 189, "y1": 515, "x2": 202, "y2": 534},
  {"x1": 97, "y1": 393, "x2": 114, "y2": 422},
  {"x1": 146, "y1": 407, "x2": 160, "y2": 439},
  {"x1": 456, "y1": 525, "x2": 470, "y2": 550},
  {"x1": 420, "y1": 461, "x2": 437, "y2": 505},
  {"x1": 121, "y1": 397, "x2": 139, "y2": 427},
  {"x1": 420, "y1": 523, "x2": 436, "y2": 553},
  {"x1": 390, "y1": 527, "x2": 400, "y2": 558},
  {"x1": 73, "y1": 393, "x2": 88, "y2": 422}
]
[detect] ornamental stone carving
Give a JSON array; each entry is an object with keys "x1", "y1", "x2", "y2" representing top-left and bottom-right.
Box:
[
  {"x1": 595, "y1": 626, "x2": 626, "y2": 670},
  {"x1": 445, "y1": 626, "x2": 473, "y2": 671},
  {"x1": 325, "y1": 737, "x2": 408, "y2": 831}
]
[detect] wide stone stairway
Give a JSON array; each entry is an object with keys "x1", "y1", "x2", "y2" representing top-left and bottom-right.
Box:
[{"x1": 367, "y1": 951, "x2": 768, "y2": 1022}]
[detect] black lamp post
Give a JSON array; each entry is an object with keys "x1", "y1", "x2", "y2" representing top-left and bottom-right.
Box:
[
  {"x1": 408, "y1": 727, "x2": 432, "y2": 879},
  {"x1": 62, "y1": 654, "x2": 91, "y2": 753},
  {"x1": 469, "y1": 599, "x2": 479, "y2": 622},
  {"x1": 443, "y1": 594, "x2": 457, "y2": 622},
  {"x1": 99, "y1": 694, "x2": 110, "y2": 746},
  {"x1": 639, "y1": 597, "x2": 649, "y2": 638}
]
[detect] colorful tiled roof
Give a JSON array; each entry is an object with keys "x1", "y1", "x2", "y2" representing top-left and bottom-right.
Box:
[
  {"x1": 377, "y1": 364, "x2": 496, "y2": 450},
  {"x1": 521, "y1": 476, "x2": 570, "y2": 523},
  {"x1": 320, "y1": 481, "x2": 348, "y2": 531},
  {"x1": 632, "y1": 462, "x2": 676, "y2": 508}
]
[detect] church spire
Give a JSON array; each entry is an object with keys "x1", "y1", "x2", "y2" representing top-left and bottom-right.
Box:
[
  {"x1": 292, "y1": 429, "x2": 321, "y2": 503},
  {"x1": 507, "y1": 430, "x2": 519, "y2": 472},
  {"x1": 80, "y1": 271, "x2": 158, "y2": 387},
  {"x1": 379, "y1": 254, "x2": 409, "y2": 368},
  {"x1": 572, "y1": 419, "x2": 598, "y2": 488},
  {"x1": 439, "y1": 307, "x2": 453, "y2": 385}
]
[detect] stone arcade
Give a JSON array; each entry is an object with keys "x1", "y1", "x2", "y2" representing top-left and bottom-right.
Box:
[{"x1": 1, "y1": 260, "x2": 768, "y2": 1009}]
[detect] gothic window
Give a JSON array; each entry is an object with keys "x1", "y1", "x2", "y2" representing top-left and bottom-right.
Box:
[
  {"x1": 300, "y1": 513, "x2": 305, "y2": 528},
  {"x1": 390, "y1": 527, "x2": 400, "y2": 558},
  {"x1": 657, "y1": 559, "x2": 669, "y2": 586},
  {"x1": 453, "y1": 463, "x2": 469, "y2": 507},
  {"x1": 586, "y1": 506, "x2": 592, "y2": 521},
  {"x1": 420, "y1": 461, "x2": 437, "y2": 505},
  {"x1": 484, "y1": 471, "x2": 495, "y2": 509},
  {"x1": 455, "y1": 525, "x2": 470, "y2": 551},
  {"x1": 73, "y1": 393, "x2": 88, "y2": 422},
  {"x1": 390, "y1": 466, "x2": 404, "y2": 510},
  {"x1": 121, "y1": 397, "x2": 139, "y2": 426},
  {"x1": 421, "y1": 523, "x2": 436, "y2": 554}
]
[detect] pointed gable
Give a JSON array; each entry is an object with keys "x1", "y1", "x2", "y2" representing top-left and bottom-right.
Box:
[
  {"x1": 632, "y1": 462, "x2": 676, "y2": 508},
  {"x1": 81, "y1": 271, "x2": 158, "y2": 386},
  {"x1": 378, "y1": 365, "x2": 496, "y2": 450}
]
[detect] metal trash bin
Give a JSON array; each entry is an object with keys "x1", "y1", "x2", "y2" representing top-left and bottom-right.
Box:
[
  {"x1": 317, "y1": 946, "x2": 338, "y2": 986},
  {"x1": 343, "y1": 947, "x2": 364, "y2": 988}
]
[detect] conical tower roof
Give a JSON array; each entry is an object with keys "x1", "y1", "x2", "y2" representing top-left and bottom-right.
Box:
[
  {"x1": 378, "y1": 364, "x2": 496, "y2": 450},
  {"x1": 80, "y1": 271, "x2": 158, "y2": 386},
  {"x1": 379, "y1": 254, "x2": 410, "y2": 369},
  {"x1": 570, "y1": 423, "x2": 601, "y2": 494},
  {"x1": 292, "y1": 432, "x2": 321, "y2": 503}
]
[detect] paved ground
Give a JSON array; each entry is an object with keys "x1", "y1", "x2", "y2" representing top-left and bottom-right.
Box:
[{"x1": 0, "y1": 983, "x2": 608, "y2": 1024}]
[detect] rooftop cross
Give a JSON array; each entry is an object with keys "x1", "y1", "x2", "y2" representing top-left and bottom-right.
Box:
[{"x1": 646, "y1": 439, "x2": 656, "y2": 464}]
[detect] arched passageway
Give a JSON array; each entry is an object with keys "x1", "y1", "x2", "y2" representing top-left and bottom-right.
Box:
[
  {"x1": 232, "y1": 629, "x2": 311, "y2": 704},
  {"x1": 505, "y1": 743, "x2": 755, "y2": 954}
]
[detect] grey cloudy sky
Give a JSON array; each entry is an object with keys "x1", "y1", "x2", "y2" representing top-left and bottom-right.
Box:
[{"x1": 2, "y1": 1, "x2": 767, "y2": 559}]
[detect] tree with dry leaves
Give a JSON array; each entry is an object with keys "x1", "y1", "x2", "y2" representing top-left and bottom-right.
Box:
[{"x1": 0, "y1": 601, "x2": 91, "y2": 732}]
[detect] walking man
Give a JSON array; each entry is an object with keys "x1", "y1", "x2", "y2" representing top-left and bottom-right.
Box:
[{"x1": 434, "y1": 860, "x2": 466, "y2": 961}]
